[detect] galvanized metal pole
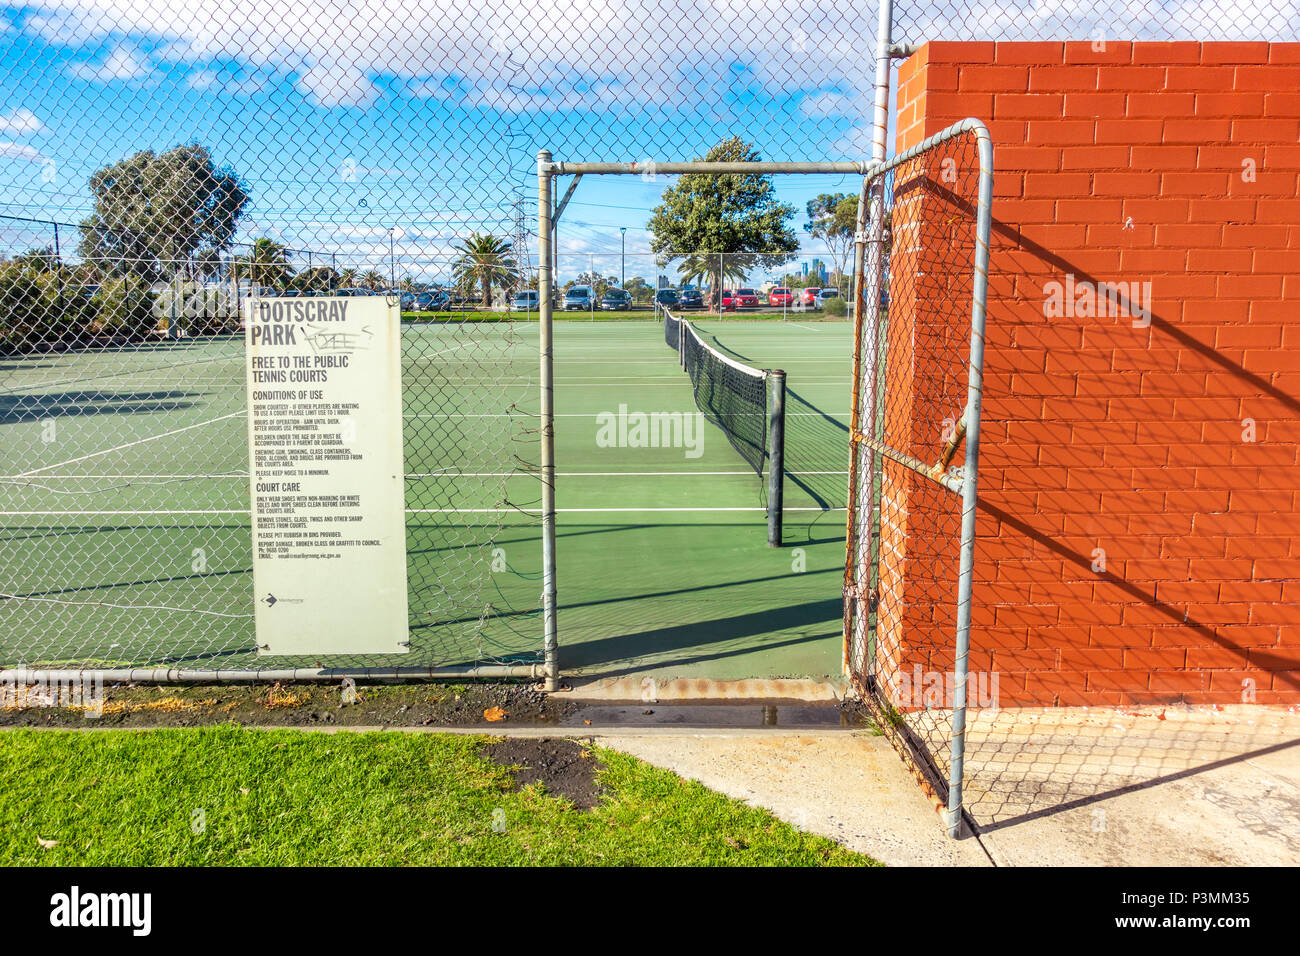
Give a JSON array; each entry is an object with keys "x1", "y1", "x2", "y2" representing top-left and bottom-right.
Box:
[
  {"x1": 945, "y1": 125, "x2": 994, "y2": 839},
  {"x1": 2, "y1": 664, "x2": 553, "y2": 684},
  {"x1": 844, "y1": 0, "x2": 894, "y2": 682},
  {"x1": 767, "y1": 369, "x2": 786, "y2": 547},
  {"x1": 537, "y1": 151, "x2": 560, "y2": 692},
  {"x1": 871, "y1": 0, "x2": 893, "y2": 168}
]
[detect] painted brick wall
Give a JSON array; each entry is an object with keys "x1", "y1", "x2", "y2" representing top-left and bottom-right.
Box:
[{"x1": 896, "y1": 41, "x2": 1300, "y2": 705}]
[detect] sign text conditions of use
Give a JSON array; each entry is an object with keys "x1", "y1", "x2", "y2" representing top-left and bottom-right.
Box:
[{"x1": 245, "y1": 296, "x2": 408, "y2": 655}]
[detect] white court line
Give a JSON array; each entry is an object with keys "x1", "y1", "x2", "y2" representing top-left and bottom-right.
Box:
[
  {"x1": 422, "y1": 379, "x2": 849, "y2": 386},
  {"x1": 0, "y1": 470, "x2": 848, "y2": 480},
  {"x1": 4, "y1": 351, "x2": 245, "y2": 395},
  {"x1": 406, "y1": 340, "x2": 479, "y2": 360},
  {"x1": 16, "y1": 410, "x2": 247, "y2": 478},
  {"x1": 399, "y1": 411, "x2": 850, "y2": 418},
  {"x1": 416, "y1": 507, "x2": 848, "y2": 513},
  {"x1": 3, "y1": 510, "x2": 251, "y2": 515},
  {"x1": 3, "y1": 507, "x2": 846, "y2": 516}
]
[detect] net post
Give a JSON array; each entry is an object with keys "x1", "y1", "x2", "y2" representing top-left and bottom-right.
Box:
[{"x1": 766, "y1": 369, "x2": 786, "y2": 547}]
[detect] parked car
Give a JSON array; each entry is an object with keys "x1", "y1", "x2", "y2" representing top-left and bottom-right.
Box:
[
  {"x1": 601, "y1": 288, "x2": 632, "y2": 311},
  {"x1": 397, "y1": 291, "x2": 416, "y2": 309},
  {"x1": 768, "y1": 287, "x2": 793, "y2": 307},
  {"x1": 414, "y1": 289, "x2": 450, "y2": 310},
  {"x1": 798, "y1": 287, "x2": 820, "y2": 306},
  {"x1": 815, "y1": 288, "x2": 841, "y2": 309},
  {"x1": 564, "y1": 285, "x2": 596, "y2": 310},
  {"x1": 677, "y1": 288, "x2": 703, "y2": 309},
  {"x1": 654, "y1": 289, "x2": 679, "y2": 307},
  {"x1": 510, "y1": 289, "x2": 541, "y2": 311},
  {"x1": 732, "y1": 288, "x2": 759, "y2": 309},
  {"x1": 717, "y1": 289, "x2": 738, "y2": 311}
]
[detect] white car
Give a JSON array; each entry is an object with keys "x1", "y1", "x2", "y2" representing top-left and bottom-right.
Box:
[{"x1": 815, "y1": 288, "x2": 842, "y2": 309}]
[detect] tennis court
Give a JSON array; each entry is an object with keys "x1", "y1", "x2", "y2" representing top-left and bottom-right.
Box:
[{"x1": 0, "y1": 317, "x2": 852, "y2": 680}]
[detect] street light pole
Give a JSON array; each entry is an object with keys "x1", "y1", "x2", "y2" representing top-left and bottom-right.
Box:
[
  {"x1": 388, "y1": 228, "x2": 395, "y2": 289},
  {"x1": 620, "y1": 226, "x2": 626, "y2": 289}
]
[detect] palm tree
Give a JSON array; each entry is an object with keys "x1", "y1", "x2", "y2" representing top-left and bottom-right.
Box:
[
  {"x1": 337, "y1": 267, "x2": 358, "y2": 289},
  {"x1": 676, "y1": 252, "x2": 748, "y2": 311},
  {"x1": 234, "y1": 238, "x2": 292, "y2": 291},
  {"x1": 360, "y1": 269, "x2": 386, "y2": 291},
  {"x1": 451, "y1": 233, "x2": 518, "y2": 306}
]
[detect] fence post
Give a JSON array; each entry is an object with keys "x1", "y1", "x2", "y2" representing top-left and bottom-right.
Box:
[
  {"x1": 767, "y1": 369, "x2": 786, "y2": 547},
  {"x1": 945, "y1": 126, "x2": 994, "y2": 839},
  {"x1": 537, "y1": 151, "x2": 560, "y2": 692}
]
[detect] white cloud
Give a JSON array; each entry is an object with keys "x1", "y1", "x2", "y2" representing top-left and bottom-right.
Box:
[
  {"x1": 799, "y1": 90, "x2": 862, "y2": 120},
  {"x1": 0, "y1": 141, "x2": 46, "y2": 161},
  {"x1": 187, "y1": 69, "x2": 267, "y2": 96},
  {"x1": 0, "y1": 108, "x2": 45, "y2": 135},
  {"x1": 15, "y1": 0, "x2": 1300, "y2": 118},
  {"x1": 67, "y1": 45, "x2": 154, "y2": 83},
  {"x1": 296, "y1": 62, "x2": 378, "y2": 108},
  {"x1": 17, "y1": 0, "x2": 881, "y2": 114}
]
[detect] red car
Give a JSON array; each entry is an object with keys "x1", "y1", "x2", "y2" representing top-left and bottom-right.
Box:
[
  {"x1": 715, "y1": 289, "x2": 738, "y2": 311},
  {"x1": 799, "y1": 287, "x2": 821, "y2": 306},
  {"x1": 732, "y1": 288, "x2": 759, "y2": 309},
  {"x1": 768, "y1": 287, "x2": 793, "y2": 307}
]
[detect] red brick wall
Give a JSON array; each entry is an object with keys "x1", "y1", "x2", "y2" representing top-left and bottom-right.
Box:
[{"x1": 895, "y1": 41, "x2": 1300, "y2": 705}]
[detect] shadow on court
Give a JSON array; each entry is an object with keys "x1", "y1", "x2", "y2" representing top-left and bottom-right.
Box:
[
  {"x1": 560, "y1": 597, "x2": 841, "y2": 676},
  {"x1": 0, "y1": 390, "x2": 202, "y2": 424}
]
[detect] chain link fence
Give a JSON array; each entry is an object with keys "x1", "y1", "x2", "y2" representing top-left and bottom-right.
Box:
[
  {"x1": 844, "y1": 120, "x2": 991, "y2": 834},
  {"x1": 865, "y1": 1, "x2": 1298, "y2": 834},
  {"x1": 0, "y1": 1, "x2": 887, "y2": 677},
  {"x1": 1, "y1": 2, "x2": 1295, "y2": 687},
  {"x1": 893, "y1": 1, "x2": 1300, "y2": 45}
]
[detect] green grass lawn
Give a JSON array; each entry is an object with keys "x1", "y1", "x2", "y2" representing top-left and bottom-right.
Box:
[{"x1": 0, "y1": 727, "x2": 879, "y2": 866}]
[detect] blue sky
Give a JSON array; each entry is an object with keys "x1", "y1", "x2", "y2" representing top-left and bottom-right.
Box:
[
  {"x1": 3, "y1": 0, "x2": 1279, "y2": 285},
  {"x1": 0, "y1": 1, "x2": 891, "y2": 286}
]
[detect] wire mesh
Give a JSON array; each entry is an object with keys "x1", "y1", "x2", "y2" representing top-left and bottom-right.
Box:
[
  {"x1": 0, "y1": 1, "x2": 882, "y2": 674},
  {"x1": 893, "y1": 1, "x2": 1300, "y2": 44},
  {"x1": 844, "y1": 123, "x2": 987, "y2": 808},
  {"x1": 1, "y1": 1, "x2": 1294, "y2": 680}
]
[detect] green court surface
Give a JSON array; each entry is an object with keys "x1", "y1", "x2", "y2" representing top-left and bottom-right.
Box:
[
  {"x1": 544, "y1": 319, "x2": 852, "y2": 680},
  {"x1": 0, "y1": 318, "x2": 853, "y2": 681}
]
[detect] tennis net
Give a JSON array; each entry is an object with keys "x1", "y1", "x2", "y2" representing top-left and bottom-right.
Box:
[
  {"x1": 665, "y1": 309, "x2": 769, "y2": 480},
  {"x1": 664, "y1": 309, "x2": 681, "y2": 351}
]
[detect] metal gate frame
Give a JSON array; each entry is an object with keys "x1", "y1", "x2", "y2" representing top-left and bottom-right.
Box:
[
  {"x1": 534, "y1": 153, "x2": 884, "y2": 694},
  {"x1": 842, "y1": 118, "x2": 993, "y2": 837}
]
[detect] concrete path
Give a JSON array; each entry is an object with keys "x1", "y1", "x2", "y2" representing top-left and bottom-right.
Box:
[
  {"x1": 600, "y1": 732, "x2": 992, "y2": 865},
  {"x1": 963, "y1": 704, "x2": 1300, "y2": 866},
  {"x1": 599, "y1": 704, "x2": 1300, "y2": 866}
]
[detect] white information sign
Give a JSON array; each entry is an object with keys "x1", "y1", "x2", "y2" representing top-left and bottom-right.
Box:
[{"x1": 244, "y1": 295, "x2": 408, "y2": 655}]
